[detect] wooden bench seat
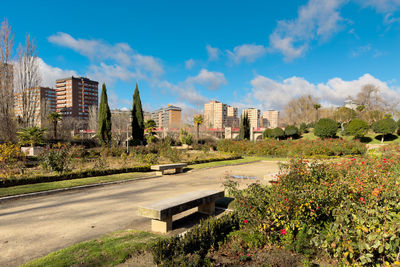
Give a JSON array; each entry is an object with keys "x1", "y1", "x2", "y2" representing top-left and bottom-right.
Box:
[
  {"x1": 138, "y1": 189, "x2": 224, "y2": 233},
  {"x1": 151, "y1": 163, "x2": 187, "y2": 175}
]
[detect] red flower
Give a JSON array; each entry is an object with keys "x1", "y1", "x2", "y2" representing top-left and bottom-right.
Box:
[
  {"x1": 243, "y1": 219, "x2": 248, "y2": 224},
  {"x1": 361, "y1": 161, "x2": 365, "y2": 165},
  {"x1": 351, "y1": 158, "x2": 356, "y2": 161},
  {"x1": 280, "y1": 229, "x2": 287, "y2": 235},
  {"x1": 359, "y1": 197, "x2": 365, "y2": 204}
]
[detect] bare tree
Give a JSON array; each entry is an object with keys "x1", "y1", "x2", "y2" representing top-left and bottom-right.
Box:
[
  {"x1": 111, "y1": 110, "x2": 130, "y2": 146},
  {"x1": 282, "y1": 95, "x2": 318, "y2": 125},
  {"x1": 88, "y1": 105, "x2": 98, "y2": 131},
  {"x1": 354, "y1": 84, "x2": 386, "y2": 111},
  {"x1": 0, "y1": 19, "x2": 16, "y2": 141},
  {"x1": 15, "y1": 34, "x2": 41, "y2": 128}
]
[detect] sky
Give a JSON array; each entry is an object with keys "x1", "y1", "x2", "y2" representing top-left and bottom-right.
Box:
[{"x1": 3, "y1": 0, "x2": 400, "y2": 120}]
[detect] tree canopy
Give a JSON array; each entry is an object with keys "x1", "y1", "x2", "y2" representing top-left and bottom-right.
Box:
[{"x1": 97, "y1": 83, "x2": 112, "y2": 146}]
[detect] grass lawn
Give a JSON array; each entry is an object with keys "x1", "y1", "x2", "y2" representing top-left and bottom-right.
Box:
[
  {"x1": 0, "y1": 172, "x2": 154, "y2": 198},
  {"x1": 21, "y1": 230, "x2": 162, "y2": 267},
  {"x1": 0, "y1": 156, "x2": 284, "y2": 198}
]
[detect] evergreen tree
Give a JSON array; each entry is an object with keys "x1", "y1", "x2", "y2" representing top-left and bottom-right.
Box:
[
  {"x1": 131, "y1": 83, "x2": 144, "y2": 145},
  {"x1": 239, "y1": 112, "x2": 250, "y2": 140},
  {"x1": 97, "y1": 83, "x2": 112, "y2": 146}
]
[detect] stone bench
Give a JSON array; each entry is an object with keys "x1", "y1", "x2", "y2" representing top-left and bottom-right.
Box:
[
  {"x1": 151, "y1": 163, "x2": 187, "y2": 176},
  {"x1": 138, "y1": 189, "x2": 224, "y2": 233}
]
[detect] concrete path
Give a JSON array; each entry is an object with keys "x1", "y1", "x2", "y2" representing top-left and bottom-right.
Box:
[{"x1": 0, "y1": 161, "x2": 280, "y2": 266}]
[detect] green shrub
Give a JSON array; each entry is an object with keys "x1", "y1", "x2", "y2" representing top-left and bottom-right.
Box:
[
  {"x1": 180, "y1": 129, "x2": 193, "y2": 145},
  {"x1": 41, "y1": 146, "x2": 71, "y2": 174},
  {"x1": 152, "y1": 212, "x2": 239, "y2": 266},
  {"x1": 347, "y1": 119, "x2": 369, "y2": 139},
  {"x1": 300, "y1": 123, "x2": 309, "y2": 133},
  {"x1": 284, "y1": 125, "x2": 299, "y2": 139},
  {"x1": 263, "y1": 128, "x2": 273, "y2": 139},
  {"x1": 271, "y1": 127, "x2": 285, "y2": 140},
  {"x1": 372, "y1": 118, "x2": 397, "y2": 142},
  {"x1": 314, "y1": 118, "x2": 337, "y2": 139}
]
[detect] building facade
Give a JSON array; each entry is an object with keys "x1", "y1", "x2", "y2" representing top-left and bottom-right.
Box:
[
  {"x1": 262, "y1": 110, "x2": 280, "y2": 128},
  {"x1": 204, "y1": 100, "x2": 238, "y2": 129},
  {"x1": 242, "y1": 108, "x2": 261, "y2": 129},
  {"x1": 14, "y1": 87, "x2": 56, "y2": 127},
  {"x1": 55, "y1": 76, "x2": 99, "y2": 120},
  {"x1": 151, "y1": 105, "x2": 182, "y2": 129}
]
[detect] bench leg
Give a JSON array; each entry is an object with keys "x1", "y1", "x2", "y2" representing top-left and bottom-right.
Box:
[
  {"x1": 175, "y1": 167, "x2": 183, "y2": 173},
  {"x1": 151, "y1": 217, "x2": 172, "y2": 233},
  {"x1": 155, "y1": 170, "x2": 164, "y2": 176},
  {"x1": 198, "y1": 201, "x2": 215, "y2": 215}
]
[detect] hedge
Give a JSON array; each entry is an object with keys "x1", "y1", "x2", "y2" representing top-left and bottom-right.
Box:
[{"x1": 0, "y1": 155, "x2": 242, "y2": 188}]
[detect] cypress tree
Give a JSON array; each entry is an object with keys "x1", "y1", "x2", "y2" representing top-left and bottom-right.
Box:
[
  {"x1": 97, "y1": 83, "x2": 112, "y2": 146},
  {"x1": 131, "y1": 83, "x2": 144, "y2": 145},
  {"x1": 239, "y1": 112, "x2": 250, "y2": 140}
]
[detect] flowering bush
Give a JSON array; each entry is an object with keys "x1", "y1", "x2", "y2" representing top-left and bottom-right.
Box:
[
  {"x1": 0, "y1": 143, "x2": 25, "y2": 178},
  {"x1": 225, "y1": 155, "x2": 400, "y2": 265},
  {"x1": 217, "y1": 139, "x2": 366, "y2": 157}
]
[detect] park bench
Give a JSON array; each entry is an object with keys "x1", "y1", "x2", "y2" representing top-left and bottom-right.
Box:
[
  {"x1": 137, "y1": 189, "x2": 224, "y2": 233},
  {"x1": 151, "y1": 163, "x2": 187, "y2": 176}
]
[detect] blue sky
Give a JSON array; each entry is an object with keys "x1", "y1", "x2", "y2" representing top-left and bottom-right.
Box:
[{"x1": 3, "y1": 0, "x2": 400, "y2": 119}]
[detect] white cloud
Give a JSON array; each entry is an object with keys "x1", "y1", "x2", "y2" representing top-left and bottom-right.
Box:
[
  {"x1": 185, "y1": 59, "x2": 195, "y2": 69},
  {"x1": 37, "y1": 58, "x2": 77, "y2": 88},
  {"x1": 269, "y1": 0, "x2": 345, "y2": 61},
  {"x1": 226, "y1": 44, "x2": 267, "y2": 64},
  {"x1": 186, "y1": 69, "x2": 227, "y2": 90},
  {"x1": 250, "y1": 73, "x2": 399, "y2": 110},
  {"x1": 206, "y1": 44, "x2": 220, "y2": 61},
  {"x1": 88, "y1": 63, "x2": 139, "y2": 86},
  {"x1": 354, "y1": 0, "x2": 400, "y2": 24},
  {"x1": 48, "y1": 32, "x2": 164, "y2": 83},
  {"x1": 351, "y1": 44, "x2": 372, "y2": 57},
  {"x1": 157, "y1": 80, "x2": 208, "y2": 106},
  {"x1": 355, "y1": 0, "x2": 400, "y2": 13},
  {"x1": 48, "y1": 32, "x2": 133, "y2": 65},
  {"x1": 133, "y1": 54, "x2": 164, "y2": 77}
]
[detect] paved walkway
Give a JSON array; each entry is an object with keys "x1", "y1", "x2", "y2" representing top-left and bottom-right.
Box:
[{"x1": 0, "y1": 161, "x2": 280, "y2": 266}]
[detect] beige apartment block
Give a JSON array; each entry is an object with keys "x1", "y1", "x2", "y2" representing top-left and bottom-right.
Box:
[
  {"x1": 242, "y1": 108, "x2": 260, "y2": 130},
  {"x1": 14, "y1": 87, "x2": 56, "y2": 127},
  {"x1": 55, "y1": 76, "x2": 99, "y2": 120},
  {"x1": 262, "y1": 110, "x2": 280, "y2": 128},
  {"x1": 204, "y1": 100, "x2": 238, "y2": 129},
  {"x1": 151, "y1": 105, "x2": 182, "y2": 129}
]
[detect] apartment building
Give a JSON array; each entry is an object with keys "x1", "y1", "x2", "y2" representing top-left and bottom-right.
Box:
[
  {"x1": 151, "y1": 105, "x2": 182, "y2": 129},
  {"x1": 262, "y1": 110, "x2": 280, "y2": 128},
  {"x1": 227, "y1": 106, "x2": 239, "y2": 128},
  {"x1": 204, "y1": 100, "x2": 238, "y2": 129},
  {"x1": 55, "y1": 76, "x2": 99, "y2": 120},
  {"x1": 242, "y1": 108, "x2": 260, "y2": 129},
  {"x1": 14, "y1": 87, "x2": 56, "y2": 127}
]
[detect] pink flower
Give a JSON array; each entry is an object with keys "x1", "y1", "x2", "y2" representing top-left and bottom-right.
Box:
[
  {"x1": 243, "y1": 219, "x2": 248, "y2": 224},
  {"x1": 280, "y1": 229, "x2": 287, "y2": 235},
  {"x1": 361, "y1": 162, "x2": 365, "y2": 165}
]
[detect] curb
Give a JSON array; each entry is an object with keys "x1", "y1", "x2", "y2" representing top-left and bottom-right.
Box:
[{"x1": 0, "y1": 175, "x2": 161, "y2": 203}]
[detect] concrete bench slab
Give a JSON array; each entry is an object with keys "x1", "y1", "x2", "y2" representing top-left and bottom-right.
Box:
[
  {"x1": 151, "y1": 163, "x2": 187, "y2": 175},
  {"x1": 138, "y1": 189, "x2": 224, "y2": 233}
]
